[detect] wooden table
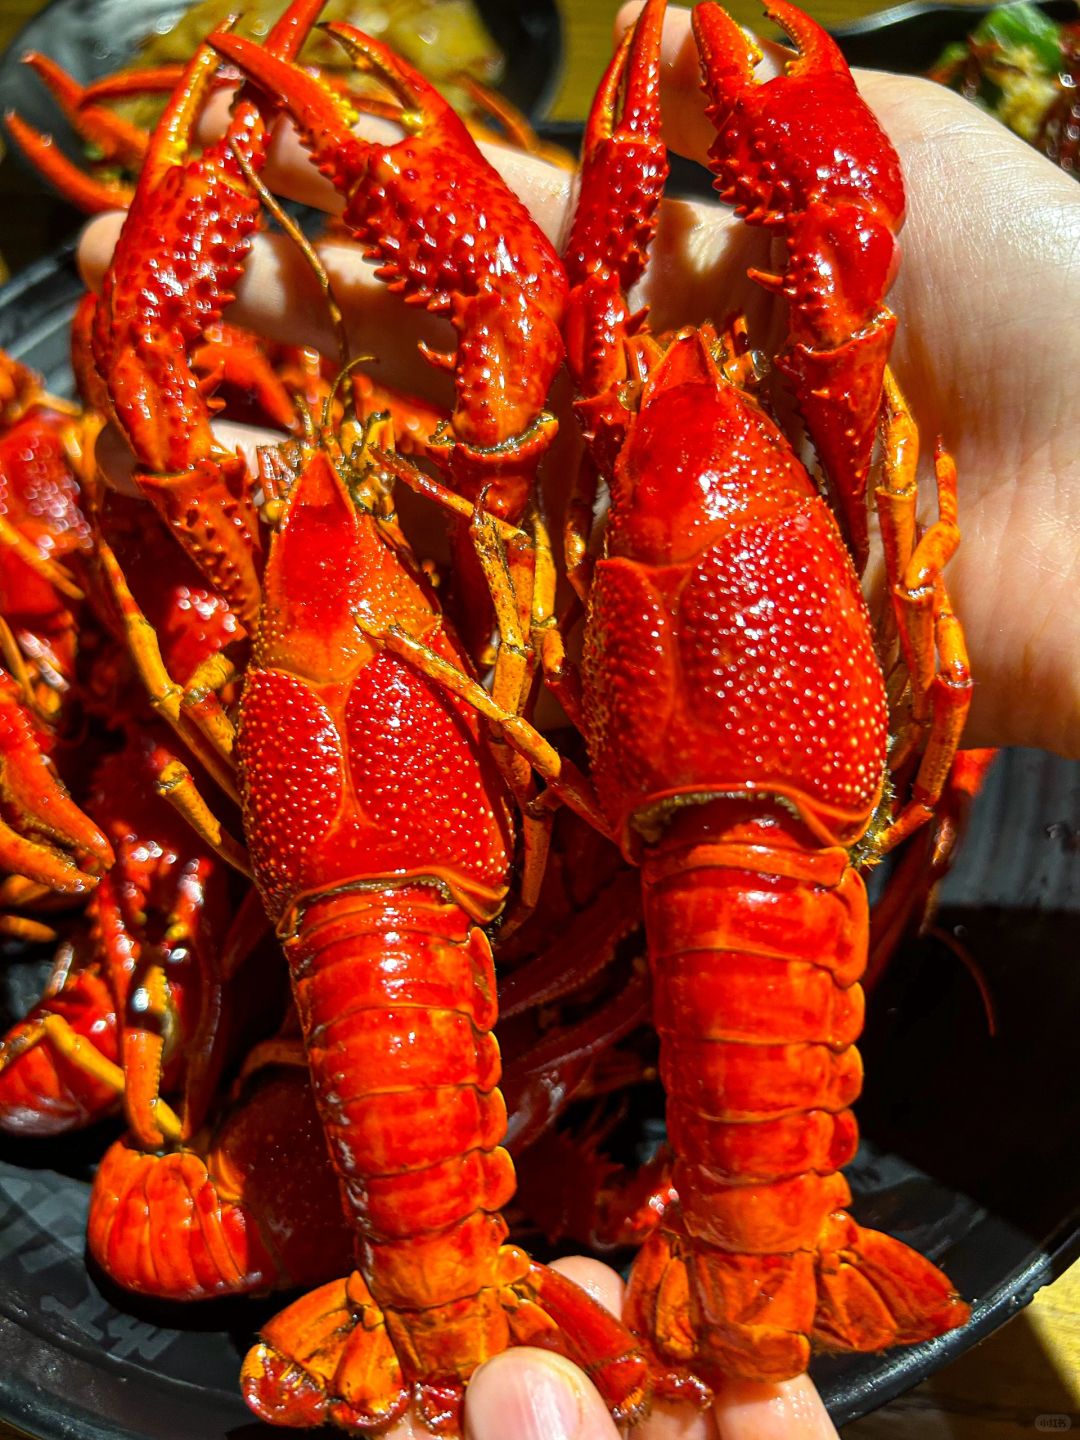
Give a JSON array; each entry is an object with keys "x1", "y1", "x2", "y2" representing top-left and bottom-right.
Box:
[{"x1": 0, "y1": 0, "x2": 1077, "y2": 1435}]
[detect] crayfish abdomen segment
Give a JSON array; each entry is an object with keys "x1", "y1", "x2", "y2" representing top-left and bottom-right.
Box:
[
  {"x1": 623, "y1": 817, "x2": 969, "y2": 1382},
  {"x1": 287, "y1": 887, "x2": 516, "y2": 1367}
]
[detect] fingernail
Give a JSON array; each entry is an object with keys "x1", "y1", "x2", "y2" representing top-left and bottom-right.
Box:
[{"x1": 466, "y1": 1350, "x2": 584, "y2": 1440}]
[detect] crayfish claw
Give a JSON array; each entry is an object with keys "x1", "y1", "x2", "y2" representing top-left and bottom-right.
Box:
[
  {"x1": 565, "y1": 0, "x2": 667, "y2": 299},
  {"x1": 563, "y1": 0, "x2": 669, "y2": 409},
  {"x1": 207, "y1": 32, "x2": 367, "y2": 194},
  {"x1": 321, "y1": 20, "x2": 454, "y2": 127},
  {"x1": 693, "y1": 0, "x2": 906, "y2": 568},
  {"x1": 583, "y1": 0, "x2": 666, "y2": 160},
  {"x1": 760, "y1": 0, "x2": 853, "y2": 78}
]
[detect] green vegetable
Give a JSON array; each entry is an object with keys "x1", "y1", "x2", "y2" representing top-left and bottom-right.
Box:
[{"x1": 969, "y1": 1, "x2": 1063, "y2": 73}]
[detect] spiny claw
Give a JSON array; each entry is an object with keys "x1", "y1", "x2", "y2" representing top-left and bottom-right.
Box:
[
  {"x1": 563, "y1": 0, "x2": 669, "y2": 400},
  {"x1": 3, "y1": 110, "x2": 134, "y2": 214},
  {"x1": 90, "y1": 0, "x2": 327, "y2": 627},
  {"x1": 21, "y1": 51, "x2": 148, "y2": 168},
  {"x1": 693, "y1": 0, "x2": 906, "y2": 569},
  {"x1": 213, "y1": 12, "x2": 569, "y2": 656},
  {"x1": 0, "y1": 960, "x2": 122, "y2": 1136},
  {"x1": 210, "y1": 21, "x2": 566, "y2": 497}
]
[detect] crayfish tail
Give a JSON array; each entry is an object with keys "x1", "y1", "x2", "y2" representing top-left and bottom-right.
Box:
[
  {"x1": 239, "y1": 888, "x2": 650, "y2": 1433},
  {"x1": 88, "y1": 1138, "x2": 281, "y2": 1301},
  {"x1": 813, "y1": 1211, "x2": 971, "y2": 1352},
  {"x1": 86, "y1": 1065, "x2": 355, "y2": 1301},
  {"x1": 625, "y1": 1220, "x2": 817, "y2": 1387},
  {"x1": 243, "y1": 1256, "x2": 652, "y2": 1437},
  {"x1": 624, "y1": 820, "x2": 969, "y2": 1385},
  {"x1": 242, "y1": 1274, "x2": 410, "y2": 1433},
  {"x1": 626, "y1": 1208, "x2": 969, "y2": 1387}
]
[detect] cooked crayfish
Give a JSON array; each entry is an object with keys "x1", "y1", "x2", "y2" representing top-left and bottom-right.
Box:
[
  {"x1": 35, "y1": 0, "x2": 648, "y2": 1425},
  {"x1": 0, "y1": 0, "x2": 986, "y2": 1429},
  {"x1": 562, "y1": 0, "x2": 971, "y2": 1393}
]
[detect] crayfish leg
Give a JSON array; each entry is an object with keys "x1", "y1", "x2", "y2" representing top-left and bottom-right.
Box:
[
  {"x1": 0, "y1": 972, "x2": 123, "y2": 1136},
  {"x1": 870, "y1": 372, "x2": 973, "y2": 856},
  {"x1": 514, "y1": 1259, "x2": 651, "y2": 1421}
]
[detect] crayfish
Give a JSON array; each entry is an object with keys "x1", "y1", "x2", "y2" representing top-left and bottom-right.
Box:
[{"x1": 0, "y1": 0, "x2": 985, "y2": 1430}]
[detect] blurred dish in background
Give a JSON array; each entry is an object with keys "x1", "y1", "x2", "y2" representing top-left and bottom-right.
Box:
[
  {"x1": 0, "y1": 0, "x2": 561, "y2": 187},
  {"x1": 926, "y1": 1, "x2": 1079, "y2": 171},
  {"x1": 116, "y1": 0, "x2": 506, "y2": 127}
]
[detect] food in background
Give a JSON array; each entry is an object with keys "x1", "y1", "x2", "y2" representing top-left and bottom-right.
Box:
[
  {"x1": 129, "y1": 0, "x2": 504, "y2": 123},
  {"x1": 929, "y1": 2, "x2": 1079, "y2": 173}
]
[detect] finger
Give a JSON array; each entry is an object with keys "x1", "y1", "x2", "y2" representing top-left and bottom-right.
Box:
[
  {"x1": 634, "y1": 1399, "x2": 718, "y2": 1439},
  {"x1": 95, "y1": 416, "x2": 286, "y2": 495},
  {"x1": 464, "y1": 1347, "x2": 622, "y2": 1440},
  {"x1": 711, "y1": 1374, "x2": 839, "y2": 1440},
  {"x1": 630, "y1": 1372, "x2": 840, "y2": 1440},
  {"x1": 549, "y1": 1255, "x2": 626, "y2": 1316},
  {"x1": 543, "y1": 1262, "x2": 717, "y2": 1440},
  {"x1": 614, "y1": 2, "x2": 789, "y2": 163}
]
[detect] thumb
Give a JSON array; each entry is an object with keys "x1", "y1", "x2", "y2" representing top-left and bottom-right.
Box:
[{"x1": 464, "y1": 1347, "x2": 621, "y2": 1440}]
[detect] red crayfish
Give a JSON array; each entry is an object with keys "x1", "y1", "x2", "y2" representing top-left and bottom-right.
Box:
[{"x1": 0, "y1": 0, "x2": 983, "y2": 1430}]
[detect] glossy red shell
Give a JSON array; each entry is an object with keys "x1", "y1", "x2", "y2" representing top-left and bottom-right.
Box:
[
  {"x1": 582, "y1": 338, "x2": 888, "y2": 846},
  {"x1": 238, "y1": 452, "x2": 512, "y2": 923}
]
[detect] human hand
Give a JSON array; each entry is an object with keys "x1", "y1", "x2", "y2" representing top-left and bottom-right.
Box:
[
  {"x1": 461, "y1": 1258, "x2": 840, "y2": 1440},
  {"x1": 77, "y1": 2, "x2": 1080, "y2": 756}
]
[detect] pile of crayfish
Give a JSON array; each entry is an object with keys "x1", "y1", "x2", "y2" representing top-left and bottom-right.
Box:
[{"x1": 0, "y1": 0, "x2": 989, "y2": 1430}]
